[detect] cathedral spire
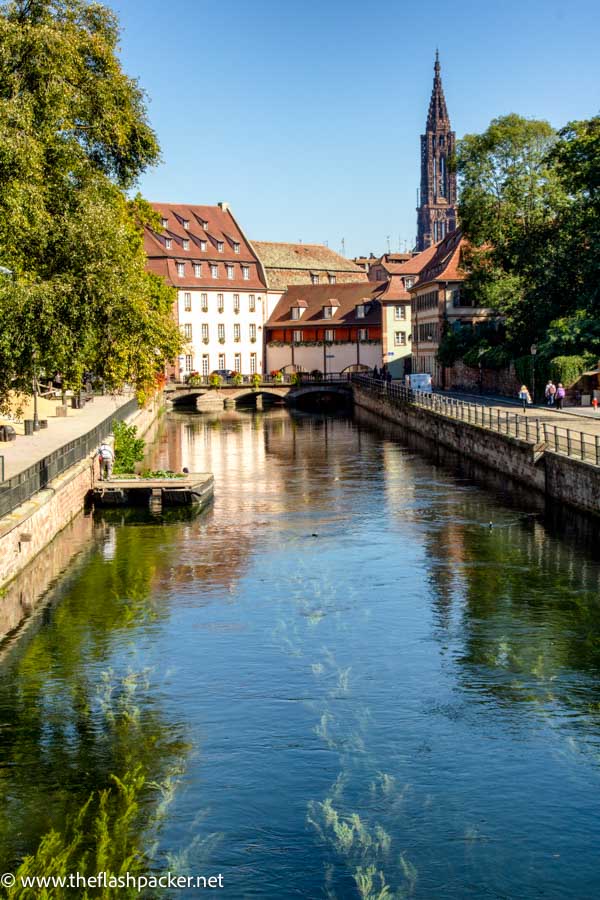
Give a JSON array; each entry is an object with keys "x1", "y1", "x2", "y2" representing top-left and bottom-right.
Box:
[
  {"x1": 416, "y1": 53, "x2": 457, "y2": 250},
  {"x1": 427, "y1": 51, "x2": 449, "y2": 130}
]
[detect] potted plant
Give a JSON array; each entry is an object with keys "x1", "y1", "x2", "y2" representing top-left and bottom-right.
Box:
[
  {"x1": 251, "y1": 373, "x2": 261, "y2": 390},
  {"x1": 209, "y1": 373, "x2": 222, "y2": 388},
  {"x1": 232, "y1": 372, "x2": 243, "y2": 386}
]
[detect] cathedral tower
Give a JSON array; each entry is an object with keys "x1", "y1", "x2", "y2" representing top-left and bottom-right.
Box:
[{"x1": 416, "y1": 52, "x2": 457, "y2": 250}]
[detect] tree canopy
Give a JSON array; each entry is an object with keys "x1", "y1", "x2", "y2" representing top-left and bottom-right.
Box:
[
  {"x1": 0, "y1": 0, "x2": 181, "y2": 407},
  {"x1": 448, "y1": 112, "x2": 600, "y2": 384}
]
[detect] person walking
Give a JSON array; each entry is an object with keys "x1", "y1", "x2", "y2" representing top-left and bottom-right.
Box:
[
  {"x1": 98, "y1": 441, "x2": 114, "y2": 481},
  {"x1": 372, "y1": 365, "x2": 379, "y2": 379},
  {"x1": 518, "y1": 385, "x2": 532, "y2": 411},
  {"x1": 545, "y1": 381, "x2": 556, "y2": 406},
  {"x1": 555, "y1": 383, "x2": 566, "y2": 410}
]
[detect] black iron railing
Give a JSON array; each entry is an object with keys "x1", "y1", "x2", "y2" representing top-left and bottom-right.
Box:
[
  {"x1": 0, "y1": 397, "x2": 138, "y2": 518},
  {"x1": 352, "y1": 375, "x2": 600, "y2": 466}
]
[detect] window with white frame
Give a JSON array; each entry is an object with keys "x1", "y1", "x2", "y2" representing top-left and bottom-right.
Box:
[
  {"x1": 183, "y1": 323, "x2": 192, "y2": 340},
  {"x1": 165, "y1": 238, "x2": 172, "y2": 249},
  {"x1": 218, "y1": 353, "x2": 226, "y2": 369},
  {"x1": 325, "y1": 329, "x2": 334, "y2": 342},
  {"x1": 200, "y1": 240, "x2": 207, "y2": 251},
  {"x1": 405, "y1": 277, "x2": 414, "y2": 288},
  {"x1": 293, "y1": 330, "x2": 302, "y2": 343},
  {"x1": 218, "y1": 323, "x2": 225, "y2": 341},
  {"x1": 202, "y1": 354, "x2": 209, "y2": 376},
  {"x1": 233, "y1": 294, "x2": 240, "y2": 312},
  {"x1": 358, "y1": 328, "x2": 369, "y2": 341},
  {"x1": 233, "y1": 242, "x2": 240, "y2": 254},
  {"x1": 217, "y1": 241, "x2": 224, "y2": 253},
  {"x1": 226, "y1": 264, "x2": 234, "y2": 280},
  {"x1": 323, "y1": 306, "x2": 334, "y2": 319},
  {"x1": 249, "y1": 323, "x2": 256, "y2": 341},
  {"x1": 183, "y1": 292, "x2": 191, "y2": 311},
  {"x1": 182, "y1": 219, "x2": 189, "y2": 230},
  {"x1": 328, "y1": 273, "x2": 336, "y2": 284},
  {"x1": 394, "y1": 331, "x2": 407, "y2": 346},
  {"x1": 185, "y1": 354, "x2": 193, "y2": 372},
  {"x1": 291, "y1": 307, "x2": 301, "y2": 320},
  {"x1": 241, "y1": 265, "x2": 250, "y2": 280},
  {"x1": 176, "y1": 262, "x2": 185, "y2": 276},
  {"x1": 217, "y1": 294, "x2": 224, "y2": 312},
  {"x1": 311, "y1": 273, "x2": 319, "y2": 284},
  {"x1": 394, "y1": 305, "x2": 406, "y2": 320},
  {"x1": 210, "y1": 264, "x2": 218, "y2": 279},
  {"x1": 250, "y1": 353, "x2": 257, "y2": 374},
  {"x1": 201, "y1": 293, "x2": 208, "y2": 311},
  {"x1": 161, "y1": 217, "x2": 168, "y2": 228},
  {"x1": 202, "y1": 323, "x2": 209, "y2": 341},
  {"x1": 183, "y1": 239, "x2": 190, "y2": 250},
  {"x1": 193, "y1": 263, "x2": 202, "y2": 277},
  {"x1": 249, "y1": 294, "x2": 256, "y2": 311},
  {"x1": 356, "y1": 304, "x2": 365, "y2": 318},
  {"x1": 234, "y1": 353, "x2": 242, "y2": 372},
  {"x1": 234, "y1": 323, "x2": 241, "y2": 342},
  {"x1": 201, "y1": 219, "x2": 208, "y2": 230}
]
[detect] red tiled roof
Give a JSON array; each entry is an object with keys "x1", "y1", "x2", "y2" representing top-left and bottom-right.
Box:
[
  {"x1": 267, "y1": 282, "x2": 385, "y2": 327},
  {"x1": 144, "y1": 203, "x2": 267, "y2": 290},
  {"x1": 379, "y1": 275, "x2": 411, "y2": 302},
  {"x1": 413, "y1": 229, "x2": 465, "y2": 289}
]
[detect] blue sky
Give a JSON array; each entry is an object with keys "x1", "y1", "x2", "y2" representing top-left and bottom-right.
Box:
[{"x1": 111, "y1": 0, "x2": 600, "y2": 258}]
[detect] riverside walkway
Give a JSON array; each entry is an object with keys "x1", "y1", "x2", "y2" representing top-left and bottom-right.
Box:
[{"x1": 0, "y1": 393, "x2": 135, "y2": 481}]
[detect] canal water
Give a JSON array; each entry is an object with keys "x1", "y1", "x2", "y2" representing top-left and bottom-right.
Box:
[{"x1": 1, "y1": 407, "x2": 600, "y2": 899}]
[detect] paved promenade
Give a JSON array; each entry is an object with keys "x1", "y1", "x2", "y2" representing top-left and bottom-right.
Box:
[
  {"x1": 438, "y1": 389, "x2": 600, "y2": 434},
  {"x1": 0, "y1": 392, "x2": 134, "y2": 480}
]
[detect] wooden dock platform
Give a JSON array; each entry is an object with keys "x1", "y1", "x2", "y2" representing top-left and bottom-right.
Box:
[{"x1": 91, "y1": 473, "x2": 214, "y2": 512}]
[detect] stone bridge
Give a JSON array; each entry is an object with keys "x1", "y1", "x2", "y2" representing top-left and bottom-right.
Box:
[{"x1": 164, "y1": 378, "x2": 352, "y2": 411}]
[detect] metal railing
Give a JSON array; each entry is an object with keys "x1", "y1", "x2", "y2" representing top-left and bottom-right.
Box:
[
  {"x1": 168, "y1": 372, "x2": 352, "y2": 388},
  {"x1": 352, "y1": 375, "x2": 600, "y2": 467},
  {"x1": 0, "y1": 397, "x2": 138, "y2": 518}
]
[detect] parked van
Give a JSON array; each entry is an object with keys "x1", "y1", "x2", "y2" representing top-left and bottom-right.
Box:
[{"x1": 405, "y1": 373, "x2": 433, "y2": 393}]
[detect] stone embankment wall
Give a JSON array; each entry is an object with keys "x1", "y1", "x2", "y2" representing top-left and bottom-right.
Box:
[
  {"x1": 353, "y1": 385, "x2": 600, "y2": 517},
  {"x1": 0, "y1": 395, "x2": 162, "y2": 593}
]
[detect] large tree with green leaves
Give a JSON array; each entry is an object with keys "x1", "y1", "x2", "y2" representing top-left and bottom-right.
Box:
[{"x1": 0, "y1": 0, "x2": 181, "y2": 408}]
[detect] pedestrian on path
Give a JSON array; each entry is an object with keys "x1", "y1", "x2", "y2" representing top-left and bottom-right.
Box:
[
  {"x1": 556, "y1": 383, "x2": 566, "y2": 410},
  {"x1": 518, "y1": 385, "x2": 532, "y2": 411},
  {"x1": 545, "y1": 381, "x2": 556, "y2": 406},
  {"x1": 98, "y1": 442, "x2": 114, "y2": 480}
]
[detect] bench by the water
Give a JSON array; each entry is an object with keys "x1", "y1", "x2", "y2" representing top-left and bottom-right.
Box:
[{"x1": 92, "y1": 473, "x2": 214, "y2": 513}]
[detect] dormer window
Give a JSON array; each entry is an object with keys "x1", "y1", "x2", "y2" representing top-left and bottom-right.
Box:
[
  {"x1": 193, "y1": 263, "x2": 202, "y2": 277},
  {"x1": 291, "y1": 307, "x2": 302, "y2": 320},
  {"x1": 165, "y1": 238, "x2": 172, "y2": 249},
  {"x1": 405, "y1": 277, "x2": 414, "y2": 288},
  {"x1": 233, "y1": 242, "x2": 240, "y2": 254},
  {"x1": 328, "y1": 273, "x2": 336, "y2": 284},
  {"x1": 323, "y1": 306, "x2": 333, "y2": 319},
  {"x1": 183, "y1": 239, "x2": 190, "y2": 250},
  {"x1": 182, "y1": 219, "x2": 189, "y2": 230},
  {"x1": 217, "y1": 241, "x2": 224, "y2": 253},
  {"x1": 311, "y1": 273, "x2": 319, "y2": 285},
  {"x1": 356, "y1": 304, "x2": 365, "y2": 319},
  {"x1": 176, "y1": 262, "x2": 185, "y2": 276},
  {"x1": 241, "y1": 265, "x2": 250, "y2": 280},
  {"x1": 161, "y1": 217, "x2": 168, "y2": 228},
  {"x1": 226, "y1": 264, "x2": 234, "y2": 280},
  {"x1": 200, "y1": 240, "x2": 207, "y2": 251},
  {"x1": 200, "y1": 219, "x2": 208, "y2": 230}
]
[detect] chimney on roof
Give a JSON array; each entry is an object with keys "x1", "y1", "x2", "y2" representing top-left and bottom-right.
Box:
[{"x1": 218, "y1": 202, "x2": 230, "y2": 212}]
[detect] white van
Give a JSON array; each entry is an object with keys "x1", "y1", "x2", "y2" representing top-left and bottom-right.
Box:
[{"x1": 405, "y1": 373, "x2": 433, "y2": 393}]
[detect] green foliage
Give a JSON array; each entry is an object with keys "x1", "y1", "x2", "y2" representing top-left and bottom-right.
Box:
[
  {"x1": 290, "y1": 372, "x2": 301, "y2": 386},
  {"x1": 186, "y1": 374, "x2": 202, "y2": 386},
  {"x1": 112, "y1": 421, "x2": 145, "y2": 474},
  {"x1": 549, "y1": 355, "x2": 593, "y2": 388},
  {"x1": 232, "y1": 372, "x2": 243, "y2": 386},
  {"x1": 209, "y1": 373, "x2": 222, "y2": 388},
  {"x1": 0, "y1": 0, "x2": 182, "y2": 410},
  {"x1": 251, "y1": 373, "x2": 261, "y2": 390}
]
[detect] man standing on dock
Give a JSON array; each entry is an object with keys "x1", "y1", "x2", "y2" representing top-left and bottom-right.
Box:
[{"x1": 98, "y1": 442, "x2": 114, "y2": 481}]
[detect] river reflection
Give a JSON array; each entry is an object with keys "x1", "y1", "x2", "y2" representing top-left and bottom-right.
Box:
[{"x1": 1, "y1": 407, "x2": 600, "y2": 898}]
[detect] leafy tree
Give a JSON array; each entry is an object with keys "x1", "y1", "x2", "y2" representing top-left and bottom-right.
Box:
[{"x1": 0, "y1": 0, "x2": 181, "y2": 408}]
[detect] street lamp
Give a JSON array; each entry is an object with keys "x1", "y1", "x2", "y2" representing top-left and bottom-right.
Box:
[{"x1": 530, "y1": 344, "x2": 537, "y2": 403}]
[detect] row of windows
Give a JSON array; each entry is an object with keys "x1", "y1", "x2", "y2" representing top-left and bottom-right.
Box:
[
  {"x1": 415, "y1": 290, "x2": 439, "y2": 312},
  {"x1": 290, "y1": 328, "x2": 370, "y2": 342},
  {"x1": 182, "y1": 293, "x2": 259, "y2": 312},
  {"x1": 184, "y1": 353, "x2": 258, "y2": 375},
  {"x1": 161, "y1": 217, "x2": 241, "y2": 254},
  {"x1": 310, "y1": 273, "x2": 337, "y2": 285},
  {"x1": 182, "y1": 323, "x2": 258, "y2": 342},
  {"x1": 176, "y1": 261, "x2": 251, "y2": 280},
  {"x1": 416, "y1": 323, "x2": 440, "y2": 343}
]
